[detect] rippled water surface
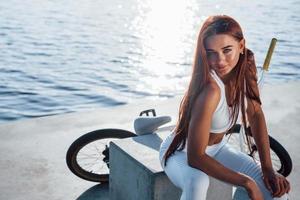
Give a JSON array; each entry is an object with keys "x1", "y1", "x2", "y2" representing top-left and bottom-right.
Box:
[{"x1": 0, "y1": 0, "x2": 299, "y2": 123}]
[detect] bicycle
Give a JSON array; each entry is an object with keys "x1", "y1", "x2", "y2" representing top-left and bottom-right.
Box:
[
  {"x1": 66, "y1": 107, "x2": 292, "y2": 183},
  {"x1": 66, "y1": 38, "x2": 293, "y2": 183}
]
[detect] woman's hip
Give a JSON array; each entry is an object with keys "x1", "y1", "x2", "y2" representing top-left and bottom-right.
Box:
[{"x1": 159, "y1": 132, "x2": 176, "y2": 166}]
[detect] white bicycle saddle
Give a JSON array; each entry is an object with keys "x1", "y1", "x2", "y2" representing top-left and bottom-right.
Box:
[{"x1": 134, "y1": 116, "x2": 172, "y2": 135}]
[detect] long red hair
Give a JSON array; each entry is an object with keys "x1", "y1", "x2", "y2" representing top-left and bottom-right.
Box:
[{"x1": 163, "y1": 15, "x2": 261, "y2": 165}]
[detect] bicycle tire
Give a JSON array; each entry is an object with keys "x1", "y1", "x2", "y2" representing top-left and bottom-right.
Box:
[
  {"x1": 269, "y1": 135, "x2": 293, "y2": 177},
  {"x1": 228, "y1": 125, "x2": 292, "y2": 177},
  {"x1": 66, "y1": 129, "x2": 136, "y2": 182}
]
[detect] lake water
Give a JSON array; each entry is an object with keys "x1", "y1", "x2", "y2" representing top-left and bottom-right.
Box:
[{"x1": 0, "y1": 0, "x2": 299, "y2": 123}]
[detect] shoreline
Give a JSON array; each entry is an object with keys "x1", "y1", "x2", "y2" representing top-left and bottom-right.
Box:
[{"x1": 1, "y1": 78, "x2": 298, "y2": 126}]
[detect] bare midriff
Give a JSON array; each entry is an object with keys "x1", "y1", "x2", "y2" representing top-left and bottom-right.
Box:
[{"x1": 207, "y1": 132, "x2": 226, "y2": 146}]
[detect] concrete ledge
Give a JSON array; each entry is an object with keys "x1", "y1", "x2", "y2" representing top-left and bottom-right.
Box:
[{"x1": 109, "y1": 132, "x2": 233, "y2": 200}]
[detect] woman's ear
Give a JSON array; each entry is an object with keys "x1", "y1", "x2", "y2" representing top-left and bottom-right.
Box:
[{"x1": 239, "y1": 39, "x2": 245, "y2": 54}]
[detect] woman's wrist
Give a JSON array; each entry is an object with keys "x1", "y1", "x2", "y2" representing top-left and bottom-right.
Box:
[
  {"x1": 240, "y1": 175, "x2": 254, "y2": 189},
  {"x1": 261, "y1": 166, "x2": 274, "y2": 175}
]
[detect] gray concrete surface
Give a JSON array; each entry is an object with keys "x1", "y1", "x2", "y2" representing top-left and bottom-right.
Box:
[
  {"x1": 0, "y1": 82, "x2": 299, "y2": 200},
  {"x1": 0, "y1": 97, "x2": 179, "y2": 200},
  {"x1": 109, "y1": 133, "x2": 181, "y2": 200}
]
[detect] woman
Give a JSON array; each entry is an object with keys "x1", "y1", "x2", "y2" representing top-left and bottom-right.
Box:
[{"x1": 159, "y1": 15, "x2": 290, "y2": 200}]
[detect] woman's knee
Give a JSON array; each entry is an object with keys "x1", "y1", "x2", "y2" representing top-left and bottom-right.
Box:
[
  {"x1": 253, "y1": 174, "x2": 289, "y2": 200},
  {"x1": 239, "y1": 162, "x2": 288, "y2": 200}
]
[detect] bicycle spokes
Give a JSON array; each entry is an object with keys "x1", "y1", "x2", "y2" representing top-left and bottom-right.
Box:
[
  {"x1": 102, "y1": 145, "x2": 110, "y2": 168},
  {"x1": 248, "y1": 145, "x2": 257, "y2": 157}
]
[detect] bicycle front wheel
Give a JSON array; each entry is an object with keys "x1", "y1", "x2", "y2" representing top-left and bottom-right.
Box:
[
  {"x1": 248, "y1": 135, "x2": 293, "y2": 177},
  {"x1": 66, "y1": 129, "x2": 136, "y2": 182},
  {"x1": 227, "y1": 130, "x2": 292, "y2": 177},
  {"x1": 268, "y1": 135, "x2": 293, "y2": 177}
]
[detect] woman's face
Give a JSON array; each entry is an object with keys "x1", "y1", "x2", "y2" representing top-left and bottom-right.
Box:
[{"x1": 204, "y1": 34, "x2": 244, "y2": 79}]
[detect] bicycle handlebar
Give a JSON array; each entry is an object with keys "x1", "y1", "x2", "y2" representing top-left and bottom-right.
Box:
[{"x1": 263, "y1": 38, "x2": 277, "y2": 71}]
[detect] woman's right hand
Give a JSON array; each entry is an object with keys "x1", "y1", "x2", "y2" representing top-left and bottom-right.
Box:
[{"x1": 244, "y1": 178, "x2": 264, "y2": 200}]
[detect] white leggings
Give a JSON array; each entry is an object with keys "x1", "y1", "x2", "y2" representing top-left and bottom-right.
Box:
[{"x1": 159, "y1": 133, "x2": 288, "y2": 200}]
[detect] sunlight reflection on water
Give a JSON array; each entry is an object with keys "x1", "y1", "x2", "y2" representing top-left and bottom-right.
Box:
[{"x1": 0, "y1": 0, "x2": 299, "y2": 122}]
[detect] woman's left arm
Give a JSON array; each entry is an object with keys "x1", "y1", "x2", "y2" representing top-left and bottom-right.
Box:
[
  {"x1": 245, "y1": 50, "x2": 274, "y2": 173},
  {"x1": 247, "y1": 98, "x2": 291, "y2": 197},
  {"x1": 245, "y1": 50, "x2": 290, "y2": 196},
  {"x1": 246, "y1": 98, "x2": 272, "y2": 172}
]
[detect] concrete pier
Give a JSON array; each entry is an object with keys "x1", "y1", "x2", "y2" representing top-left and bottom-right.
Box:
[{"x1": 0, "y1": 82, "x2": 299, "y2": 199}]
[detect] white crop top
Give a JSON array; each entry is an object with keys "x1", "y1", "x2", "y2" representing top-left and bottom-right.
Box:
[
  {"x1": 179, "y1": 70, "x2": 248, "y2": 153},
  {"x1": 210, "y1": 70, "x2": 232, "y2": 133}
]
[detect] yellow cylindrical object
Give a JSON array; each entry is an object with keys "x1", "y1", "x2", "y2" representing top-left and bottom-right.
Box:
[{"x1": 263, "y1": 38, "x2": 277, "y2": 71}]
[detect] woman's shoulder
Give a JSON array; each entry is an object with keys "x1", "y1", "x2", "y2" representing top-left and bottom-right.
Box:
[
  {"x1": 195, "y1": 81, "x2": 221, "y2": 107},
  {"x1": 206, "y1": 79, "x2": 221, "y2": 93},
  {"x1": 190, "y1": 81, "x2": 221, "y2": 116}
]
